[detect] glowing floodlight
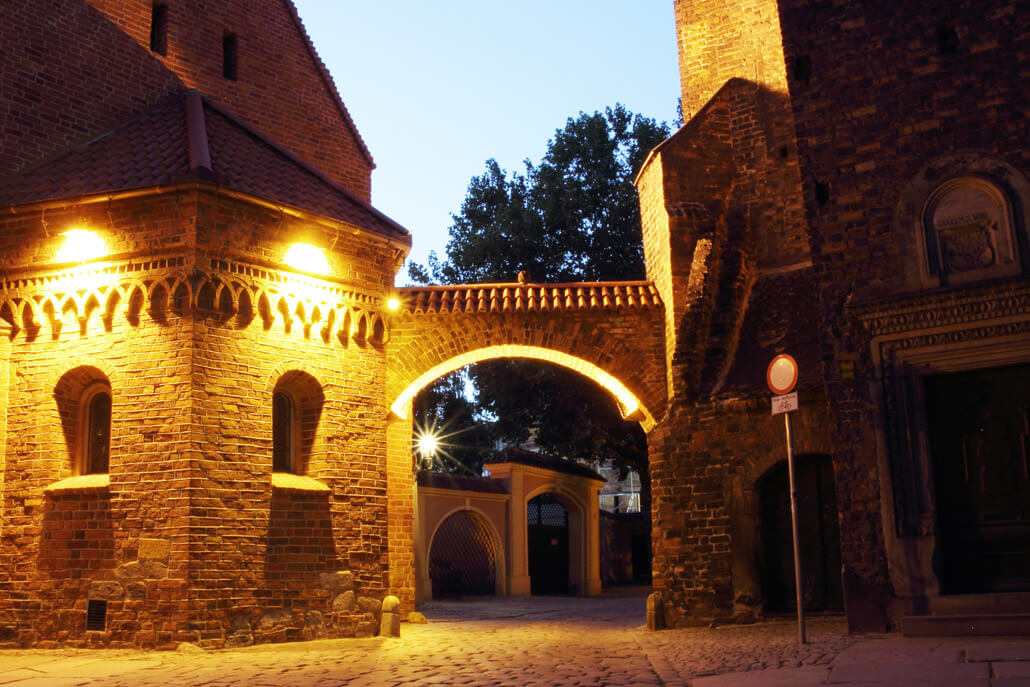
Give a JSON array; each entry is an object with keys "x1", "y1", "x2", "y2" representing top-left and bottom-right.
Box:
[
  {"x1": 417, "y1": 433, "x2": 438, "y2": 458},
  {"x1": 284, "y1": 243, "x2": 330, "y2": 275},
  {"x1": 387, "y1": 297, "x2": 401, "y2": 311},
  {"x1": 57, "y1": 229, "x2": 106, "y2": 263}
]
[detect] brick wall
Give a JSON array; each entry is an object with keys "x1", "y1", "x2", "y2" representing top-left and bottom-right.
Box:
[
  {"x1": 1, "y1": 0, "x2": 373, "y2": 200},
  {"x1": 0, "y1": 188, "x2": 399, "y2": 647},
  {"x1": 776, "y1": 0, "x2": 1029, "y2": 594},
  {"x1": 84, "y1": 0, "x2": 374, "y2": 199},
  {"x1": 0, "y1": 0, "x2": 183, "y2": 179},
  {"x1": 650, "y1": 394, "x2": 831, "y2": 624},
  {"x1": 674, "y1": 0, "x2": 789, "y2": 121}
]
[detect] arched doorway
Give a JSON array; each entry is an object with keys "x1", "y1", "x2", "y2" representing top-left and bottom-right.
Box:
[
  {"x1": 429, "y1": 510, "x2": 499, "y2": 597},
  {"x1": 528, "y1": 493, "x2": 570, "y2": 595},
  {"x1": 757, "y1": 454, "x2": 843, "y2": 613}
]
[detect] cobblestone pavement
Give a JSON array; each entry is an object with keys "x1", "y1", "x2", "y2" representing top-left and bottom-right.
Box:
[{"x1": 0, "y1": 589, "x2": 1028, "y2": 686}]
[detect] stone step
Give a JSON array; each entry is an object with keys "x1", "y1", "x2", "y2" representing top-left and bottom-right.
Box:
[
  {"x1": 927, "y1": 592, "x2": 1030, "y2": 616},
  {"x1": 901, "y1": 613, "x2": 1030, "y2": 637}
]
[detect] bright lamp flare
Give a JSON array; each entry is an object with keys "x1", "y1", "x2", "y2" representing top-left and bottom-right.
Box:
[
  {"x1": 387, "y1": 297, "x2": 401, "y2": 311},
  {"x1": 417, "y1": 433, "x2": 438, "y2": 457},
  {"x1": 57, "y1": 229, "x2": 106, "y2": 263},
  {"x1": 284, "y1": 243, "x2": 330, "y2": 275}
]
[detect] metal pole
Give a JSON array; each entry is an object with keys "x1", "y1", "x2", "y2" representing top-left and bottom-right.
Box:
[{"x1": 784, "y1": 410, "x2": 806, "y2": 644}]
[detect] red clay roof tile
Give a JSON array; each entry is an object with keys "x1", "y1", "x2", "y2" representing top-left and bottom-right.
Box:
[
  {"x1": 398, "y1": 281, "x2": 662, "y2": 315},
  {"x1": 0, "y1": 91, "x2": 409, "y2": 243}
]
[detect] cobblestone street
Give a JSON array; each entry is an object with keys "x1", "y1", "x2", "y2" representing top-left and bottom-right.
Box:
[{"x1": 1, "y1": 590, "x2": 1028, "y2": 686}]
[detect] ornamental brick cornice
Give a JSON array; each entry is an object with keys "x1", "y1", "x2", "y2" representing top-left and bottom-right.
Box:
[
  {"x1": 0, "y1": 254, "x2": 392, "y2": 346},
  {"x1": 397, "y1": 281, "x2": 662, "y2": 315},
  {"x1": 849, "y1": 278, "x2": 1030, "y2": 337}
]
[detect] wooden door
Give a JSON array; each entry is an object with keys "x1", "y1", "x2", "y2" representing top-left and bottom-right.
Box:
[
  {"x1": 926, "y1": 364, "x2": 1030, "y2": 594},
  {"x1": 759, "y1": 455, "x2": 844, "y2": 613}
]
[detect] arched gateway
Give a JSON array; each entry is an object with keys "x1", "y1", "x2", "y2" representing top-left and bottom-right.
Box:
[{"x1": 384, "y1": 282, "x2": 668, "y2": 611}]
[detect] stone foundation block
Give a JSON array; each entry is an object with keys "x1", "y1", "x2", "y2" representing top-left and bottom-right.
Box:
[
  {"x1": 318, "y1": 570, "x2": 354, "y2": 591},
  {"x1": 332, "y1": 591, "x2": 355, "y2": 612},
  {"x1": 88, "y1": 580, "x2": 124, "y2": 600}
]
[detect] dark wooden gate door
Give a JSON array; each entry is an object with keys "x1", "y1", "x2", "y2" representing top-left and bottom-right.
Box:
[
  {"x1": 528, "y1": 493, "x2": 569, "y2": 595},
  {"x1": 759, "y1": 455, "x2": 844, "y2": 613},
  {"x1": 925, "y1": 364, "x2": 1030, "y2": 594}
]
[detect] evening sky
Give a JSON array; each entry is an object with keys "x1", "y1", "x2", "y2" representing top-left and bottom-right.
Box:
[{"x1": 291, "y1": 1, "x2": 681, "y2": 282}]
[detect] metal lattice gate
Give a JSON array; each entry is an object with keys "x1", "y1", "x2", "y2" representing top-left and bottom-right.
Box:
[
  {"x1": 429, "y1": 510, "x2": 498, "y2": 597},
  {"x1": 528, "y1": 493, "x2": 570, "y2": 595}
]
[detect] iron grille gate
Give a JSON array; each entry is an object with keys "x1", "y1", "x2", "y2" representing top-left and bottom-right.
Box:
[
  {"x1": 528, "y1": 493, "x2": 570, "y2": 595},
  {"x1": 429, "y1": 510, "x2": 497, "y2": 597}
]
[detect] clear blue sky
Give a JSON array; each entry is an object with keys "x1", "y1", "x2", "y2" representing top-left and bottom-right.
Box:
[{"x1": 292, "y1": 1, "x2": 681, "y2": 281}]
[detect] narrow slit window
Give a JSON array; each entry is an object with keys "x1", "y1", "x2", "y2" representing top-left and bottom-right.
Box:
[
  {"x1": 222, "y1": 33, "x2": 238, "y2": 80},
  {"x1": 83, "y1": 386, "x2": 112, "y2": 474},
  {"x1": 272, "y1": 391, "x2": 295, "y2": 473},
  {"x1": 149, "y1": 3, "x2": 168, "y2": 55}
]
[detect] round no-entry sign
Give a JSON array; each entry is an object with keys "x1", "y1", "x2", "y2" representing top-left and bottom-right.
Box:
[{"x1": 767, "y1": 354, "x2": 798, "y2": 395}]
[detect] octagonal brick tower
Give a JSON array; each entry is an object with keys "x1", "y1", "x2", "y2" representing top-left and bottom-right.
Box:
[{"x1": 0, "y1": 0, "x2": 411, "y2": 648}]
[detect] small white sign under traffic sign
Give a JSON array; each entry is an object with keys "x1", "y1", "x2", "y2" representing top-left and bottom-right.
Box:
[{"x1": 771, "y1": 391, "x2": 799, "y2": 415}]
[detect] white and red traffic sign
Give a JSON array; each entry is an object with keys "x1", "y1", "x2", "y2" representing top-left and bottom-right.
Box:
[{"x1": 767, "y1": 354, "x2": 799, "y2": 396}]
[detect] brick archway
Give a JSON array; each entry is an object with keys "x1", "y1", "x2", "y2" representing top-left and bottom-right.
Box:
[
  {"x1": 386, "y1": 282, "x2": 668, "y2": 430},
  {"x1": 383, "y1": 281, "x2": 667, "y2": 611}
]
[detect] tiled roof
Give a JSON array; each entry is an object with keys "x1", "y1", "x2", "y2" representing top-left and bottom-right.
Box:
[
  {"x1": 0, "y1": 91, "x2": 409, "y2": 243},
  {"x1": 719, "y1": 266, "x2": 824, "y2": 396},
  {"x1": 484, "y1": 447, "x2": 605, "y2": 483},
  {"x1": 416, "y1": 472, "x2": 509, "y2": 494},
  {"x1": 0, "y1": 95, "x2": 191, "y2": 203},
  {"x1": 398, "y1": 281, "x2": 662, "y2": 315}
]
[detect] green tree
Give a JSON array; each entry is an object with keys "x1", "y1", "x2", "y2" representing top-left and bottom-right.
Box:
[{"x1": 408, "y1": 105, "x2": 668, "y2": 479}]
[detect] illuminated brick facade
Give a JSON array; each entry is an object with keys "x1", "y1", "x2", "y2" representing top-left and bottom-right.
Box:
[
  {"x1": 2, "y1": 0, "x2": 1026, "y2": 649},
  {"x1": 0, "y1": 1, "x2": 668, "y2": 648},
  {"x1": 638, "y1": 0, "x2": 1029, "y2": 630}
]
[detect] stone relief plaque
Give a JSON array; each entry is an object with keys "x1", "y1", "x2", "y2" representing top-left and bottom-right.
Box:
[{"x1": 924, "y1": 178, "x2": 1018, "y2": 286}]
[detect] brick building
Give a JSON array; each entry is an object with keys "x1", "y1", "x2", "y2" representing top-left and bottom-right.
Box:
[
  {"x1": 637, "y1": 0, "x2": 1029, "y2": 630},
  {"x1": 1, "y1": 0, "x2": 1026, "y2": 649},
  {"x1": 0, "y1": 0, "x2": 668, "y2": 648}
]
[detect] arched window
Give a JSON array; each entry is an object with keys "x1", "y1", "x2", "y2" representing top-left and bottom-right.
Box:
[
  {"x1": 921, "y1": 177, "x2": 1020, "y2": 286},
  {"x1": 81, "y1": 383, "x2": 111, "y2": 474},
  {"x1": 272, "y1": 390, "x2": 297, "y2": 473},
  {"x1": 271, "y1": 370, "x2": 324, "y2": 475}
]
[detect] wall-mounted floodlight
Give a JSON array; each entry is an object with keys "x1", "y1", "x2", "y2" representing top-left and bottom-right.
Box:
[
  {"x1": 284, "y1": 243, "x2": 330, "y2": 275},
  {"x1": 57, "y1": 229, "x2": 106, "y2": 263}
]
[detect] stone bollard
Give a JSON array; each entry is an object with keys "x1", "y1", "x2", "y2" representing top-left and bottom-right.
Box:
[
  {"x1": 646, "y1": 591, "x2": 665, "y2": 631},
  {"x1": 379, "y1": 595, "x2": 401, "y2": 638}
]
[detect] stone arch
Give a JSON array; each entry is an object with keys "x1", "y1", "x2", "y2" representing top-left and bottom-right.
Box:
[
  {"x1": 729, "y1": 452, "x2": 843, "y2": 618},
  {"x1": 524, "y1": 486, "x2": 587, "y2": 596},
  {"x1": 270, "y1": 368, "x2": 324, "y2": 475},
  {"x1": 45, "y1": 355, "x2": 119, "y2": 390},
  {"x1": 893, "y1": 151, "x2": 1030, "y2": 292},
  {"x1": 52, "y1": 364, "x2": 115, "y2": 475},
  {"x1": 389, "y1": 345, "x2": 656, "y2": 431},
  {"x1": 426, "y1": 506, "x2": 506, "y2": 597}
]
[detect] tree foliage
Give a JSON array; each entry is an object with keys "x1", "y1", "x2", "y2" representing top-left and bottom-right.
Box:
[{"x1": 408, "y1": 105, "x2": 669, "y2": 475}]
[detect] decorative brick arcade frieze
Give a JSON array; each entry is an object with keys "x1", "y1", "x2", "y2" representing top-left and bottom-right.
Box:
[{"x1": 0, "y1": 254, "x2": 393, "y2": 346}]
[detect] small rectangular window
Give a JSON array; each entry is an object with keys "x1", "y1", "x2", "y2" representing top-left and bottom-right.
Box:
[
  {"x1": 149, "y1": 3, "x2": 168, "y2": 55},
  {"x1": 222, "y1": 33, "x2": 238, "y2": 81},
  {"x1": 86, "y1": 600, "x2": 107, "y2": 632}
]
